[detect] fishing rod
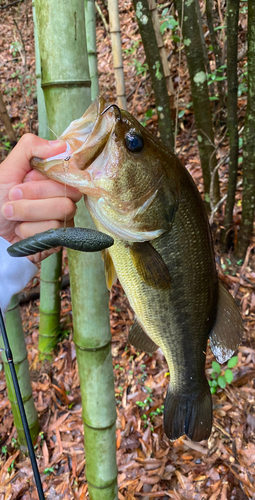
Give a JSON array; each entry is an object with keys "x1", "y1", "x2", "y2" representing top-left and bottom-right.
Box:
[{"x1": 0, "y1": 307, "x2": 45, "y2": 500}]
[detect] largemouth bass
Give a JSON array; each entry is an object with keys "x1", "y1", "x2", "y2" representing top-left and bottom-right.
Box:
[{"x1": 31, "y1": 96, "x2": 243, "y2": 441}]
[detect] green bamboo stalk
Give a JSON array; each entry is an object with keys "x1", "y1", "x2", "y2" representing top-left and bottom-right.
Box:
[
  {"x1": 33, "y1": 2, "x2": 63, "y2": 361},
  {"x1": 69, "y1": 203, "x2": 118, "y2": 499},
  {"x1": 35, "y1": 1, "x2": 118, "y2": 497},
  {"x1": 85, "y1": 0, "x2": 100, "y2": 99},
  {"x1": 0, "y1": 295, "x2": 39, "y2": 450},
  {"x1": 38, "y1": 255, "x2": 62, "y2": 358}
]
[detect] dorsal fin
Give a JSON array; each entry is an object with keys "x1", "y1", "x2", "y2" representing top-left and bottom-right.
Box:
[
  {"x1": 209, "y1": 281, "x2": 243, "y2": 364},
  {"x1": 129, "y1": 319, "x2": 159, "y2": 353}
]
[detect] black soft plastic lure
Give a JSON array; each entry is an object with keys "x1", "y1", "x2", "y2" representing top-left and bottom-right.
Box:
[{"x1": 7, "y1": 227, "x2": 114, "y2": 257}]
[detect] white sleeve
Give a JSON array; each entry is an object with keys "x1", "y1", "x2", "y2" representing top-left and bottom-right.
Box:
[{"x1": 0, "y1": 237, "x2": 38, "y2": 313}]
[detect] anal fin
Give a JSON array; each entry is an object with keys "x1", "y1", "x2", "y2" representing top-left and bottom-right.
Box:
[
  {"x1": 209, "y1": 281, "x2": 243, "y2": 364},
  {"x1": 129, "y1": 319, "x2": 159, "y2": 354}
]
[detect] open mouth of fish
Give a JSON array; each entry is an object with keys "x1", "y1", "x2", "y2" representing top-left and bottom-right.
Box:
[
  {"x1": 31, "y1": 96, "x2": 166, "y2": 242},
  {"x1": 31, "y1": 96, "x2": 117, "y2": 199}
]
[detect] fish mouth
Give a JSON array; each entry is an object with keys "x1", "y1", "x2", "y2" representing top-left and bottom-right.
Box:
[{"x1": 31, "y1": 96, "x2": 116, "y2": 195}]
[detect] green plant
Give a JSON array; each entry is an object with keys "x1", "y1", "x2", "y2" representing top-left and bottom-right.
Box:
[
  {"x1": 44, "y1": 467, "x2": 54, "y2": 476},
  {"x1": 124, "y1": 41, "x2": 148, "y2": 77},
  {"x1": 160, "y1": 9, "x2": 180, "y2": 42},
  {"x1": 0, "y1": 135, "x2": 11, "y2": 152},
  {"x1": 140, "y1": 108, "x2": 155, "y2": 127},
  {"x1": 209, "y1": 356, "x2": 238, "y2": 393},
  {"x1": 8, "y1": 460, "x2": 15, "y2": 473},
  {"x1": 178, "y1": 102, "x2": 193, "y2": 119},
  {"x1": 207, "y1": 65, "x2": 227, "y2": 87},
  {"x1": 10, "y1": 41, "x2": 22, "y2": 58},
  {"x1": 238, "y1": 63, "x2": 248, "y2": 97},
  {"x1": 11, "y1": 438, "x2": 19, "y2": 449},
  {"x1": 1, "y1": 445, "x2": 7, "y2": 455}
]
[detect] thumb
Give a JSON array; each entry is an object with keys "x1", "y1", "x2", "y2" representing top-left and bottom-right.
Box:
[{"x1": 2, "y1": 134, "x2": 66, "y2": 182}]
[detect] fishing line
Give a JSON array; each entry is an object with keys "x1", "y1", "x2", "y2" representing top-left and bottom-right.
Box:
[
  {"x1": 29, "y1": 119, "x2": 58, "y2": 139},
  {"x1": 0, "y1": 308, "x2": 45, "y2": 500},
  {"x1": 62, "y1": 156, "x2": 71, "y2": 229}
]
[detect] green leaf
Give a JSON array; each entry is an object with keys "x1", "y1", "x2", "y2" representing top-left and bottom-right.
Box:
[
  {"x1": 227, "y1": 356, "x2": 238, "y2": 368},
  {"x1": 212, "y1": 361, "x2": 221, "y2": 374},
  {"x1": 171, "y1": 35, "x2": 180, "y2": 43},
  {"x1": 218, "y1": 376, "x2": 226, "y2": 389},
  {"x1": 211, "y1": 371, "x2": 218, "y2": 380},
  {"x1": 211, "y1": 380, "x2": 218, "y2": 387},
  {"x1": 225, "y1": 369, "x2": 233, "y2": 384},
  {"x1": 162, "y1": 8, "x2": 169, "y2": 16},
  {"x1": 210, "y1": 387, "x2": 217, "y2": 394}
]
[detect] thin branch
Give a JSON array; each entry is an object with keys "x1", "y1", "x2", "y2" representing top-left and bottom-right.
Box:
[{"x1": 0, "y1": 0, "x2": 24, "y2": 9}]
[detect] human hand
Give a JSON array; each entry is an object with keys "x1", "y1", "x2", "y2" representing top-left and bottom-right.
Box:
[{"x1": 0, "y1": 134, "x2": 82, "y2": 263}]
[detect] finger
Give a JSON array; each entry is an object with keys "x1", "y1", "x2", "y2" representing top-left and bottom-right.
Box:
[
  {"x1": 9, "y1": 179, "x2": 82, "y2": 203},
  {"x1": 2, "y1": 134, "x2": 67, "y2": 180},
  {"x1": 15, "y1": 219, "x2": 74, "y2": 239},
  {"x1": 2, "y1": 197, "x2": 77, "y2": 222},
  {"x1": 23, "y1": 170, "x2": 55, "y2": 182},
  {"x1": 28, "y1": 247, "x2": 62, "y2": 264}
]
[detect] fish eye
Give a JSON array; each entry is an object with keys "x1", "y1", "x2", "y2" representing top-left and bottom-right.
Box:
[{"x1": 125, "y1": 132, "x2": 144, "y2": 153}]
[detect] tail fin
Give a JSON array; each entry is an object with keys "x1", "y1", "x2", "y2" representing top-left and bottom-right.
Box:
[{"x1": 164, "y1": 380, "x2": 212, "y2": 442}]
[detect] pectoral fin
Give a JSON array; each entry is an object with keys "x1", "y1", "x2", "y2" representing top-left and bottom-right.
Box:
[
  {"x1": 129, "y1": 242, "x2": 171, "y2": 289},
  {"x1": 209, "y1": 281, "x2": 243, "y2": 364},
  {"x1": 101, "y1": 249, "x2": 117, "y2": 290},
  {"x1": 129, "y1": 319, "x2": 159, "y2": 353}
]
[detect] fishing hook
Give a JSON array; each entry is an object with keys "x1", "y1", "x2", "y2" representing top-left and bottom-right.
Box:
[{"x1": 101, "y1": 104, "x2": 122, "y2": 121}]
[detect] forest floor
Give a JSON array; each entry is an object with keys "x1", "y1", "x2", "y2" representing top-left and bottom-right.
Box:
[{"x1": 0, "y1": 0, "x2": 255, "y2": 499}]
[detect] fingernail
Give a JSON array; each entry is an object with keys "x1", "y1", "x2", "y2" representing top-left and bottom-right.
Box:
[
  {"x1": 15, "y1": 226, "x2": 21, "y2": 238},
  {"x1": 48, "y1": 139, "x2": 65, "y2": 147},
  {"x1": 3, "y1": 204, "x2": 13, "y2": 218},
  {"x1": 9, "y1": 188, "x2": 23, "y2": 200}
]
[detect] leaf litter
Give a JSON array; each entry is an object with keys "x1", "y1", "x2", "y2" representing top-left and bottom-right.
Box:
[{"x1": 0, "y1": 0, "x2": 254, "y2": 498}]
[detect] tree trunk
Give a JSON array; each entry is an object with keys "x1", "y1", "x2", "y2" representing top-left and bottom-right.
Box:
[
  {"x1": 236, "y1": 0, "x2": 255, "y2": 259},
  {"x1": 223, "y1": 0, "x2": 239, "y2": 249},
  {"x1": 133, "y1": 0, "x2": 174, "y2": 151},
  {"x1": 1, "y1": 295, "x2": 39, "y2": 450},
  {"x1": 108, "y1": 0, "x2": 127, "y2": 109},
  {"x1": 35, "y1": 1, "x2": 118, "y2": 497},
  {"x1": 174, "y1": 0, "x2": 220, "y2": 206}
]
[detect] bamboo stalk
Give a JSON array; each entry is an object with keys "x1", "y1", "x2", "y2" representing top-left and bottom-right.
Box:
[
  {"x1": 108, "y1": 0, "x2": 127, "y2": 110},
  {"x1": 85, "y1": 0, "x2": 100, "y2": 99},
  {"x1": 69, "y1": 204, "x2": 118, "y2": 499},
  {"x1": 147, "y1": 0, "x2": 175, "y2": 106},
  {"x1": 33, "y1": 2, "x2": 63, "y2": 362},
  {"x1": 38, "y1": 255, "x2": 62, "y2": 358},
  {"x1": 1, "y1": 295, "x2": 39, "y2": 450},
  {"x1": 35, "y1": 1, "x2": 118, "y2": 497}
]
